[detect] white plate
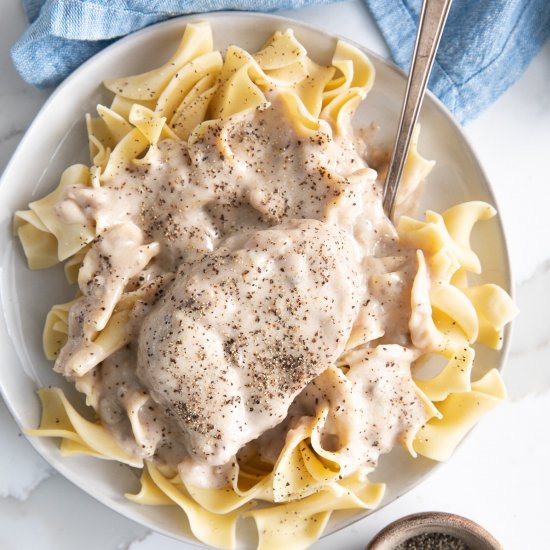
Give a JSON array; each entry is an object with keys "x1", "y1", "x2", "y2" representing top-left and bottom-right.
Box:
[{"x1": 0, "y1": 12, "x2": 513, "y2": 549}]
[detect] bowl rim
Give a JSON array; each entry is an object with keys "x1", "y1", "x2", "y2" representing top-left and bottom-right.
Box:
[{"x1": 366, "y1": 511, "x2": 504, "y2": 550}]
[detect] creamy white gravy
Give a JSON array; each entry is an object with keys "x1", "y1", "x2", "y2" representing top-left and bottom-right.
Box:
[{"x1": 54, "y1": 97, "x2": 429, "y2": 487}]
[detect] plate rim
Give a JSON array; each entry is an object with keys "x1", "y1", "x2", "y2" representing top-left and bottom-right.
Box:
[{"x1": 0, "y1": 10, "x2": 515, "y2": 548}]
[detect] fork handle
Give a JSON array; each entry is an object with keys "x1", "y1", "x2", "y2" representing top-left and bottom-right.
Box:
[{"x1": 382, "y1": 0, "x2": 453, "y2": 219}]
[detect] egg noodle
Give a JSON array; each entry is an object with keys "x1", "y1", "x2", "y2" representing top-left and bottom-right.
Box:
[{"x1": 14, "y1": 23, "x2": 517, "y2": 550}]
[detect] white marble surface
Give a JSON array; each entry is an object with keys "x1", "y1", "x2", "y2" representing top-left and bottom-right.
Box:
[{"x1": 1, "y1": 1, "x2": 549, "y2": 549}]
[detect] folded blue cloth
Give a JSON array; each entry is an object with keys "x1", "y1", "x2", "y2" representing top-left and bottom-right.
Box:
[
  {"x1": 12, "y1": 0, "x2": 550, "y2": 124},
  {"x1": 12, "y1": 0, "x2": 335, "y2": 89},
  {"x1": 366, "y1": 0, "x2": 550, "y2": 123}
]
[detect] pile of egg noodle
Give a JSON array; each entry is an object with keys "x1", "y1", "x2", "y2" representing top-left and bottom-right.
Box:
[{"x1": 14, "y1": 22, "x2": 518, "y2": 550}]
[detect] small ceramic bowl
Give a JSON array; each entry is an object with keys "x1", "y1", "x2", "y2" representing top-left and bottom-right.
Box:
[{"x1": 366, "y1": 512, "x2": 503, "y2": 550}]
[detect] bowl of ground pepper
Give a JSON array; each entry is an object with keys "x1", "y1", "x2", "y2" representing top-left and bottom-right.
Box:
[{"x1": 366, "y1": 512, "x2": 503, "y2": 550}]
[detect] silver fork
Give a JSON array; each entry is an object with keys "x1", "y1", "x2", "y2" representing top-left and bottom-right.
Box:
[{"x1": 382, "y1": 0, "x2": 453, "y2": 219}]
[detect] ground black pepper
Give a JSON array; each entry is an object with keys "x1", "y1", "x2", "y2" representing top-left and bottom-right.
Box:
[{"x1": 394, "y1": 532, "x2": 470, "y2": 550}]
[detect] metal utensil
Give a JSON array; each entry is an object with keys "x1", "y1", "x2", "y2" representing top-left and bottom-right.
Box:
[{"x1": 382, "y1": 0, "x2": 453, "y2": 219}]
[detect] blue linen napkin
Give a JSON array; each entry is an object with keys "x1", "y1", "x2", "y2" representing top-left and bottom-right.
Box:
[
  {"x1": 365, "y1": 0, "x2": 550, "y2": 123},
  {"x1": 11, "y1": 0, "x2": 550, "y2": 124}
]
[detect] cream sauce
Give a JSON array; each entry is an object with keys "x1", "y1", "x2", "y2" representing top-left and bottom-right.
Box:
[
  {"x1": 138, "y1": 219, "x2": 362, "y2": 465},
  {"x1": 54, "y1": 96, "x2": 429, "y2": 487}
]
